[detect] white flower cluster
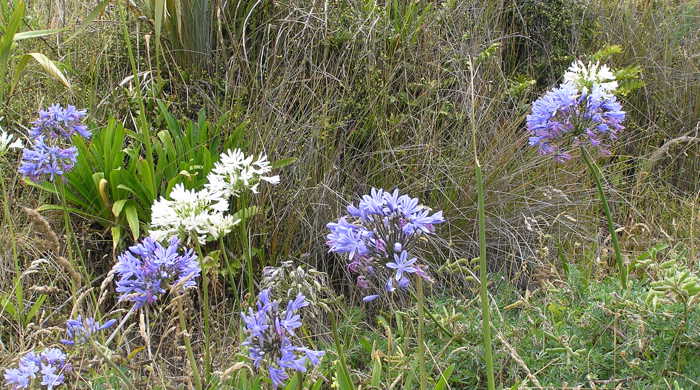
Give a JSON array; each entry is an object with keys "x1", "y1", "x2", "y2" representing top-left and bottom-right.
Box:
[
  {"x1": 149, "y1": 149, "x2": 279, "y2": 245},
  {"x1": 0, "y1": 127, "x2": 23, "y2": 157},
  {"x1": 563, "y1": 60, "x2": 618, "y2": 94},
  {"x1": 205, "y1": 149, "x2": 280, "y2": 203}
]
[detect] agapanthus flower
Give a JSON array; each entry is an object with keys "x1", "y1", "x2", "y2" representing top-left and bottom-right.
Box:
[
  {"x1": 18, "y1": 105, "x2": 91, "y2": 182},
  {"x1": 18, "y1": 137, "x2": 77, "y2": 182},
  {"x1": 205, "y1": 148, "x2": 280, "y2": 203},
  {"x1": 326, "y1": 188, "x2": 444, "y2": 302},
  {"x1": 149, "y1": 183, "x2": 239, "y2": 245},
  {"x1": 113, "y1": 236, "x2": 200, "y2": 309},
  {"x1": 29, "y1": 104, "x2": 90, "y2": 140},
  {"x1": 527, "y1": 66, "x2": 626, "y2": 162},
  {"x1": 563, "y1": 60, "x2": 618, "y2": 94},
  {"x1": 241, "y1": 289, "x2": 324, "y2": 389},
  {"x1": 60, "y1": 316, "x2": 117, "y2": 345},
  {"x1": 3, "y1": 348, "x2": 70, "y2": 389},
  {"x1": 0, "y1": 128, "x2": 23, "y2": 157}
]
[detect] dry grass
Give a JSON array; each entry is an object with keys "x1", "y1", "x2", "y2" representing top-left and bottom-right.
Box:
[{"x1": 0, "y1": 0, "x2": 698, "y2": 387}]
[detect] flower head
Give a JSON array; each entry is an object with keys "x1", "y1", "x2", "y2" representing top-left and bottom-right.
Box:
[
  {"x1": 3, "y1": 348, "x2": 70, "y2": 389},
  {"x1": 527, "y1": 63, "x2": 626, "y2": 162},
  {"x1": 563, "y1": 60, "x2": 618, "y2": 94},
  {"x1": 149, "y1": 183, "x2": 239, "y2": 245},
  {"x1": 18, "y1": 137, "x2": 77, "y2": 182},
  {"x1": 29, "y1": 104, "x2": 90, "y2": 140},
  {"x1": 0, "y1": 128, "x2": 23, "y2": 157},
  {"x1": 113, "y1": 236, "x2": 200, "y2": 309},
  {"x1": 327, "y1": 188, "x2": 443, "y2": 302},
  {"x1": 205, "y1": 149, "x2": 280, "y2": 202},
  {"x1": 60, "y1": 316, "x2": 116, "y2": 345},
  {"x1": 241, "y1": 289, "x2": 324, "y2": 388},
  {"x1": 18, "y1": 105, "x2": 90, "y2": 182}
]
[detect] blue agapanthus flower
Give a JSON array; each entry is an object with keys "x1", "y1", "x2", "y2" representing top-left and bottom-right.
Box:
[
  {"x1": 18, "y1": 137, "x2": 77, "y2": 182},
  {"x1": 60, "y1": 316, "x2": 117, "y2": 345},
  {"x1": 29, "y1": 104, "x2": 90, "y2": 140},
  {"x1": 19, "y1": 105, "x2": 91, "y2": 182},
  {"x1": 326, "y1": 188, "x2": 443, "y2": 302},
  {"x1": 527, "y1": 81, "x2": 626, "y2": 162},
  {"x1": 113, "y1": 237, "x2": 200, "y2": 309},
  {"x1": 241, "y1": 289, "x2": 325, "y2": 389},
  {"x1": 3, "y1": 348, "x2": 70, "y2": 390}
]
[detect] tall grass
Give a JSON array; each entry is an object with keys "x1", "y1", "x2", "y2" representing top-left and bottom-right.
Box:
[{"x1": 1, "y1": 0, "x2": 699, "y2": 387}]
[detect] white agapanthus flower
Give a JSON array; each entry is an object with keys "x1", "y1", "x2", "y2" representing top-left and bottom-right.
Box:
[
  {"x1": 205, "y1": 148, "x2": 280, "y2": 204},
  {"x1": 0, "y1": 128, "x2": 23, "y2": 157},
  {"x1": 563, "y1": 60, "x2": 618, "y2": 94},
  {"x1": 149, "y1": 183, "x2": 239, "y2": 245}
]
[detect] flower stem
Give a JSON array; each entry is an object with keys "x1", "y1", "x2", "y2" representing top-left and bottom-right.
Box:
[
  {"x1": 580, "y1": 145, "x2": 627, "y2": 289},
  {"x1": 469, "y1": 58, "x2": 496, "y2": 390},
  {"x1": 476, "y1": 160, "x2": 496, "y2": 390},
  {"x1": 176, "y1": 295, "x2": 203, "y2": 390},
  {"x1": 0, "y1": 170, "x2": 19, "y2": 272},
  {"x1": 195, "y1": 243, "x2": 213, "y2": 378},
  {"x1": 416, "y1": 276, "x2": 427, "y2": 390},
  {"x1": 56, "y1": 181, "x2": 82, "y2": 294},
  {"x1": 105, "y1": 307, "x2": 136, "y2": 346}
]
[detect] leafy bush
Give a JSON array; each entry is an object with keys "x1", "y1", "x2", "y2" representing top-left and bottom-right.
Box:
[{"x1": 503, "y1": 0, "x2": 598, "y2": 85}]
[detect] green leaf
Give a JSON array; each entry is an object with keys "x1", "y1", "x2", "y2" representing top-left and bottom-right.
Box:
[
  {"x1": 370, "y1": 347, "x2": 382, "y2": 387},
  {"x1": 36, "y1": 204, "x2": 112, "y2": 225},
  {"x1": 335, "y1": 359, "x2": 355, "y2": 390},
  {"x1": 0, "y1": 296, "x2": 18, "y2": 320},
  {"x1": 111, "y1": 226, "x2": 122, "y2": 250},
  {"x1": 124, "y1": 204, "x2": 140, "y2": 240},
  {"x1": 112, "y1": 199, "x2": 128, "y2": 217},
  {"x1": 25, "y1": 294, "x2": 47, "y2": 325},
  {"x1": 13, "y1": 28, "x2": 63, "y2": 41},
  {"x1": 8, "y1": 54, "x2": 30, "y2": 94},
  {"x1": 154, "y1": 0, "x2": 165, "y2": 56},
  {"x1": 433, "y1": 364, "x2": 455, "y2": 390},
  {"x1": 271, "y1": 157, "x2": 297, "y2": 169},
  {"x1": 231, "y1": 206, "x2": 259, "y2": 222},
  {"x1": 0, "y1": 1, "x2": 24, "y2": 95}
]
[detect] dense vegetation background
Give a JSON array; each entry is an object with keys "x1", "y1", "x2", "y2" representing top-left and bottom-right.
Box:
[{"x1": 1, "y1": 0, "x2": 699, "y2": 388}]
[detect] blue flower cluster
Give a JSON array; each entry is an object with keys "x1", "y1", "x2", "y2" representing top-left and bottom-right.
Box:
[
  {"x1": 113, "y1": 237, "x2": 200, "y2": 309},
  {"x1": 326, "y1": 188, "x2": 444, "y2": 302},
  {"x1": 241, "y1": 289, "x2": 325, "y2": 388},
  {"x1": 60, "y1": 316, "x2": 116, "y2": 346},
  {"x1": 527, "y1": 82, "x2": 626, "y2": 162},
  {"x1": 19, "y1": 105, "x2": 89, "y2": 182},
  {"x1": 29, "y1": 105, "x2": 90, "y2": 140},
  {"x1": 3, "y1": 348, "x2": 70, "y2": 389}
]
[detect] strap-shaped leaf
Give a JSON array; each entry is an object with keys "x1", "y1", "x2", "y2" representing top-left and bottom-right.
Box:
[
  {"x1": 13, "y1": 28, "x2": 63, "y2": 41},
  {"x1": 112, "y1": 199, "x2": 128, "y2": 217},
  {"x1": 124, "y1": 203, "x2": 140, "y2": 240}
]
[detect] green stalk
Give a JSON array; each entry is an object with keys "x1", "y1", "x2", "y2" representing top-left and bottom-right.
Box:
[
  {"x1": 194, "y1": 243, "x2": 213, "y2": 378},
  {"x1": 416, "y1": 276, "x2": 427, "y2": 390},
  {"x1": 118, "y1": 2, "x2": 155, "y2": 198},
  {"x1": 92, "y1": 340, "x2": 137, "y2": 390},
  {"x1": 469, "y1": 59, "x2": 495, "y2": 390},
  {"x1": 176, "y1": 295, "x2": 204, "y2": 390},
  {"x1": 0, "y1": 169, "x2": 19, "y2": 272},
  {"x1": 56, "y1": 182, "x2": 82, "y2": 294},
  {"x1": 238, "y1": 196, "x2": 254, "y2": 303},
  {"x1": 580, "y1": 145, "x2": 627, "y2": 289},
  {"x1": 475, "y1": 161, "x2": 495, "y2": 390},
  {"x1": 296, "y1": 371, "x2": 303, "y2": 390}
]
